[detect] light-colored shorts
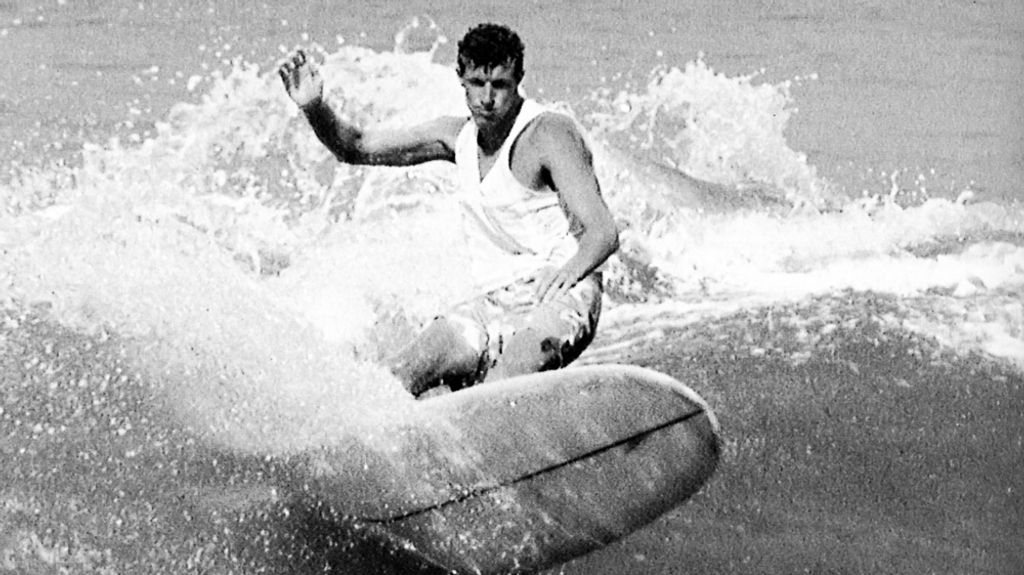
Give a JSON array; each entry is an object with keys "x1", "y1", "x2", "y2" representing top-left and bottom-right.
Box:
[{"x1": 445, "y1": 273, "x2": 603, "y2": 385}]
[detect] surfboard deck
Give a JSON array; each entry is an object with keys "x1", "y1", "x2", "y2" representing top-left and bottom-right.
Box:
[{"x1": 295, "y1": 364, "x2": 720, "y2": 574}]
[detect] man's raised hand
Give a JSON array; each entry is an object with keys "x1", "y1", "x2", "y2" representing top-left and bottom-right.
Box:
[{"x1": 278, "y1": 49, "x2": 323, "y2": 109}]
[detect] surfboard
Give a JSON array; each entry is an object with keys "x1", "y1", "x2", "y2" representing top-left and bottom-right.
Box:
[{"x1": 294, "y1": 364, "x2": 720, "y2": 574}]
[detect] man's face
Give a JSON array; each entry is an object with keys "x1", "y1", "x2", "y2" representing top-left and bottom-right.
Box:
[{"x1": 460, "y1": 62, "x2": 522, "y2": 130}]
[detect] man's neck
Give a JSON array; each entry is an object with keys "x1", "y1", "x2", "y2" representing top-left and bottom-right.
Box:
[{"x1": 477, "y1": 96, "x2": 525, "y2": 156}]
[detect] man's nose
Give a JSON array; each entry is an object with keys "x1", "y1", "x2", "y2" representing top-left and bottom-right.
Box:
[{"x1": 481, "y1": 83, "x2": 494, "y2": 106}]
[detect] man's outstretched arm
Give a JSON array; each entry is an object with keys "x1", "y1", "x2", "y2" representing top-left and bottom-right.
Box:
[{"x1": 279, "y1": 49, "x2": 462, "y2": 166}]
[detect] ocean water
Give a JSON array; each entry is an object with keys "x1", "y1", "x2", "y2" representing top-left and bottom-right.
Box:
[{"x1": 1, "y1": 1, "x2": 1022, "y2": 574}]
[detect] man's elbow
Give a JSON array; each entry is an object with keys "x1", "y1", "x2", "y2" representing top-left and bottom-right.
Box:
[
  {"x1": 335, "y1": 135, "x2": 369, "y2": 164},
  {"x1": 603, "y1": 224, "x2": 620, "y2": 255},
  {"x1": 336, "y1": 148, "x2": 363, "y2": 164}
]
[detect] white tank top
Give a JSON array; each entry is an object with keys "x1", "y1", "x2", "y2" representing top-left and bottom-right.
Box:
[{"x1": 454, "y1": 99, "x2": 579, "y2": 293}]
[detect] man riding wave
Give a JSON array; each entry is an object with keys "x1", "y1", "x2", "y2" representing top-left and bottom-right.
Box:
[{"x1": 279, "y1": 23, "x2": 619, "y2": 397}]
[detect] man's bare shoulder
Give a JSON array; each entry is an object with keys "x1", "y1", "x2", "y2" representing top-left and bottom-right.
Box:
[
  {"x1": 529, "y1": 111, "x2": 583, "y2": 138},
  {"x1": 526, "y1": 111, "x2": 592, "y2": 163}
]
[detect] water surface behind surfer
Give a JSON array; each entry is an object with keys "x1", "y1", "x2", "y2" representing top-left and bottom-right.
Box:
[{"x1": 279, "y1": 23, "x2": 619, "y2": 397}]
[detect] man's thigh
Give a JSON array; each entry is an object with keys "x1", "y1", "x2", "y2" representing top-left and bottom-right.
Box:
[
  {"x1": 509, "y1": 273, "x2": 603, "y2": 369},
  {"x1": 445, "y1": 273, "x2": 603, "y2": 383}
]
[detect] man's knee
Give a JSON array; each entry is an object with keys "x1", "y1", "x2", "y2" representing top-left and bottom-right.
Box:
[
  {"x1": 493, "y1": 327, "x2": 564, "y2": 378},
  {"x1": 390, "y1": 315, "x2": 486, "y2": 396},
  {"x1": 431, "y1": 315, "x2": 487, "y2": 375}
]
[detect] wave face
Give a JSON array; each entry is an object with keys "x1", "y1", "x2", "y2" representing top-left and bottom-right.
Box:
[{"x1": 1, "y1": 40, "x2": 1022, "y2": 572}]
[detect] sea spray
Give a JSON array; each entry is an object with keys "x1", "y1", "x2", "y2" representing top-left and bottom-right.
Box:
[{"x1": 588, "y1": 58, "x2": 833, "y2": 210}]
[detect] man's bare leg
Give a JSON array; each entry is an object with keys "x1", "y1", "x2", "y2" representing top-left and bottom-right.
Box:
[
  {"x1": 386, "y1": 317, "x2": 484, "y2": 397},
  {"x1": 485, "y1": 277, "x2": 601, "y2": 383}
]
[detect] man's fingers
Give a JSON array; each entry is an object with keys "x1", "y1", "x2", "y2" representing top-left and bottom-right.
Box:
[
  {"x1": 539, "y1": 272, "x2": 571, "y2": 304},
  {"x1": 556, "y1": 285, "x2": 572, "y2": 302},
  {"x1": 278, "y1": 59, "x2": 296, "y2": 87},
  {"x1": 542, "y1": 285, "x2": 565, "y2": 304},
  {"x1": 278, "y1": 49, "x2": 312, "y2": 84},
  {"x1": 294, "y1": 50, "x2": 314, "y2": 79},
  {"x1": 534, "y1": 269, "x2": 557, "y2": 300},
  {"x1": 536, "y1": 282, "x2": 550, "y2": 302},
  {"x1": 539, "y1": 282, "x2": 554, "y2": 303}
]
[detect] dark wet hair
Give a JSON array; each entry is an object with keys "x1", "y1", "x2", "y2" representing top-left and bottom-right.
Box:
[{"x1": 456, "y1": 23, "x2": 525, "y2": 80}]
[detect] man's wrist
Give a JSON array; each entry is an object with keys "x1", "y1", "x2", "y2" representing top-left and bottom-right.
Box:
[{"x1": 299, "y1": 95, "x2": 324, "y2": 114}]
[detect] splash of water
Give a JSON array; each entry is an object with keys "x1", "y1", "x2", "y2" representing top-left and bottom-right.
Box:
[{"x1": 588, "y1": 58, "x2": 834, "y2": 210}]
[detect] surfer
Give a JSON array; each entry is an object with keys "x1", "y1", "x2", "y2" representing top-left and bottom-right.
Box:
[{"x1": 279, "y1": 23, "x2": 619, "y2": 397}]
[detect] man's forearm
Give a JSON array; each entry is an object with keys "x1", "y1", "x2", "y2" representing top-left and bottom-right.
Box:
[
  {"x1": 563, "y1": 228, "x2": 620, "y2": 284},
  {"x1": 301, "y1": 99, "x2": 363, "y2": 163}
]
